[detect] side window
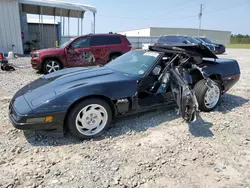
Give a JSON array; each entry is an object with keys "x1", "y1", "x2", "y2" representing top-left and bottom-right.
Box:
[
  {"x1": 91, "y1": 36, "x2": 107, "y2": 46},
  {"x1": 107, "y1": 36, "x2": 122, "y2": 45},
  {"x1": 90, "y1": 36, "x2": 122, "y2": 46},
  {"x1": 158, "y1": 36, "x2": 180, "y2": 43},
  {"x1": 71, "y1": 37, "x2": 90, "y2": 48},
  {"x1": 168, "y1": 36, "x2": 180, "y2": 43}
]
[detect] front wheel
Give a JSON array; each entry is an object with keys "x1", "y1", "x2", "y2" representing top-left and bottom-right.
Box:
[
  {"x1": 109, "y1": 54, "x2": 120, "y2": 62},
  {"x1": 66, "y1": 98, "x2": 112, "y2": 139},
  {"x1": 43, "y1": 59, "x2": 62, "y2": 74},
  {"x1": 193, "y1": 79, "x2": 222, "y2": 112}
]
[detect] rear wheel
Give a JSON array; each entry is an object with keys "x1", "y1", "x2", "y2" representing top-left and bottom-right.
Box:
[
  {"x1": 109, "y1": 54, "x2": 120, "y2": 62},
  {"x1": 193, "y1": 79, "x2": 222, "y2": 112},
  {"x1": 66, "y1": 98, "x2": 112, "y2": 139},
  {"x1": 43, "y1": 59, "x2": 62, "y2": 74}
]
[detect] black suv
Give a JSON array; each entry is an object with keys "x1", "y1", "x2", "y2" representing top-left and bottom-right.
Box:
[
  {"x1": 195, "y1": 37, "x2": 226, "y2": 54},
  {"x1": 156, "y1": 35, "x2": 217, "y2": 53}
]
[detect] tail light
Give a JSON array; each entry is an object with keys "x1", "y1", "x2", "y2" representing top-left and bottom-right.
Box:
[{"x1": 0, "y1": 53, "x2": 3, "y2": 61}]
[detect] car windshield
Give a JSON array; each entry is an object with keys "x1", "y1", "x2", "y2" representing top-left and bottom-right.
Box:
[
  {"x1": 201, "y1": 38, "x2": 212, "y2": 44},
  {"x1": 185, "y1": 37, "x2": 199, "y2": 44},
  {"x1": 105, "y1": 50, "x2": 160, "y2": 76},
  {"x1": 195, "y1": 37, "x2": 203, "y2": 42},
  {"x1": 59, "y1": 38, "x2": 74, "y2": 48}
]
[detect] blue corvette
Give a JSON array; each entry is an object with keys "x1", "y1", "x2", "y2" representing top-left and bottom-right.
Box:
[{"x1": 9, "y1": 44, "x2": 240, "y2": 139}]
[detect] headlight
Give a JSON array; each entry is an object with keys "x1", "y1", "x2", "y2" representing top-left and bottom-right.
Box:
[
  {"x1": 31, "y1": 91, "x2": 56, "y2": 107},
  {"x1": 31, "y1": 53, "x2": 40, "y2": 58},
  {"x1": 208, "y1": 45, "x2": 215, "y2": 51}
]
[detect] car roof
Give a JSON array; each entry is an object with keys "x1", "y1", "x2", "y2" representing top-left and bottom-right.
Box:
[
  {"x1": 160, "y1": 35, "x2": 189, "y2": 38},
  {"x1": 76, "y1": 33, "x2": 124, "y2": 38}
]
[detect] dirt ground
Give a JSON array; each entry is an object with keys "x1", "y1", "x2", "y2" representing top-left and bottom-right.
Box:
[{"x1": 0, "y1": 49, "x2": 250, "y2": 188}]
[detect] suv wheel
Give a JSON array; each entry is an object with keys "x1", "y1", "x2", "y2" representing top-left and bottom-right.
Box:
[
  {"x1": 67, "y1": 98, "x2": 112, "y2": 139},
  {"x1": 109, "y1": 54, "x2": 120, "y2": 61},
  {"x1": 43, "y1": 59, "x2": 62, "y2": 74}
]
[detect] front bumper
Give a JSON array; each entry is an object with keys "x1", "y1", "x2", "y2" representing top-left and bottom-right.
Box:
[
  {"x1": 31, "y1": 57, "x2": 42, "y2": 70},
  {"x1": 9, "y1": 103, "x2": 66, "y2": 132},
  {"x1": 215, "y1": 46, "x2": 226, "y2": 54}
]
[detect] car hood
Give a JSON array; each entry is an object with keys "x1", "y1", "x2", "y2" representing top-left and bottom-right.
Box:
[
  {"x1": 33, "y1": 48, "x2": 63, "y2": 54},
  {"x1": 14, "y1": 67, "x2": 138, "y2": 103}
]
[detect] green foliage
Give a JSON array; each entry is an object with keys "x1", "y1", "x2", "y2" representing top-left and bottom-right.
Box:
[
  {"x1": 226, "y1": 44, "x2": 250, "y2": 49},
  {"x1": 231, "y1": 34, "x2": 250, "y2": 44}
]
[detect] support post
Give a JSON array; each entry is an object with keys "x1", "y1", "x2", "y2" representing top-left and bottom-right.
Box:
[
  {"x1": 68, "y1": 10, "x2": 70, "y2": 36},
  {"x1": 81, "y1": 12, "x2": 83, "y2": 35},
  {"x1": 63, "y1": 16, "x2": 65, "y2": 36},
  {"x1": 60, "y1": 9, "x2": 62, "y2": 42},
  {"x1": 77, "y1": 11, "x2": 80, "y2": 36},
  {"x1": 81, "y1": 12, "x2": 84, "y2": 35},
  {"x1": 93, "y1": 13, "x2": 96, "y2": 34},
  {"x1": 38, "y1": 6, "x2": 41, "y2": 46},
  {"x1": 198, "y1": 4, "x2": 203, "y2": 37},
  {"x1": 54, "y1": 8, "x2": 56, "y2": 47},
  {"x1": 40, "y1": 6, "x2": 43, "y2": 48}
]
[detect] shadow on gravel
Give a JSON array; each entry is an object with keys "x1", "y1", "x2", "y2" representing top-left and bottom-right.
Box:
[
  {"x1": 23, "y1": 131, "x2": 82, "y2": 147},
  {"x1": 216, "y1": 93, "x2": 248, "y2": 113},
  {"x1": 188, "y1": 115, "x2": 214, "y2": 137},
  {"x1": 105, "y1": 107, "x2": 179, "y2": 137}
]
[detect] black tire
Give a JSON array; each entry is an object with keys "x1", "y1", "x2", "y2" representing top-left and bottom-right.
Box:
[
  {"x1": 193, "y1": 79, "x2": 222, "y2": 112},
  {"x1": 109, "y1": 54, "x2": 120, "y2": 62},
  {"x1": 66, "y1": 98, "x2": 113, "y2": 140},
  {"x1": 43, "y1": 59, "x2": 62, "y2": 74}
]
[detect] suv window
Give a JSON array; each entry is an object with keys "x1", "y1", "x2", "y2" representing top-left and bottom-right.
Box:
[
  {"x1": 91, "y1": 35, "x2": 121, "y2": 46},
  {"x1": 158, "y1": 36, "x2": 180, "y2": 43},
  {"x1": 108, "y1": 36, "x2": 122, "y2": 44},
  {"x1": 71, "y1": 37, "x2": 90, "y2": 48}
]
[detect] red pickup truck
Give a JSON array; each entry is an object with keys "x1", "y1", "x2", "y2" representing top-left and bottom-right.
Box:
[{"x1": 31, "y1": 33, "x2": 132, "y2": 74}]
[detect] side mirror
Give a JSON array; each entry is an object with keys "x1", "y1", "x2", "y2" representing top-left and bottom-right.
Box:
[
  {"x1": 151, "y1": 66, "x2": 161, "y2": 76},
  {"x1": 67, "y1": 44, "x2": 74, "y2": 50},
  {"x1": 183, "y1": 40, "x2": 188, "y2": 44}
]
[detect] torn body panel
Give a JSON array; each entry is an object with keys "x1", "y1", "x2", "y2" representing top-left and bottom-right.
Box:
[{"x1": 170, "y1": 68, "x2": 198, "y2": 122}]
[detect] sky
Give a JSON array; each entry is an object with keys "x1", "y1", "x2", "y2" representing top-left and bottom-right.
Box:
[{"x1": 29, "y1": 0, "x2": 250, "y2": 36}]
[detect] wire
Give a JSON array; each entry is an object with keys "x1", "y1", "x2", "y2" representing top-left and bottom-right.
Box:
[
  {"x1": 97, "y1": 13, "x2": 198, "y2": 21},
  {"x1": 97, "y1": 1, "x2": 249, "y2": 23},
  {"x1": 97, "y1": 0, "x2": 202, "y2": 21}
]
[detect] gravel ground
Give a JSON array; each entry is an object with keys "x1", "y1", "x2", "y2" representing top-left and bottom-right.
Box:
[{"x1": 0, "y1": 49, "x2": 250, "y2": 188}]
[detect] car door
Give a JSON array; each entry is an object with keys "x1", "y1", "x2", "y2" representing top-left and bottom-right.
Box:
[
  {"x1": 90, "y1": 36, "x2": 110, "y2": 65},
  {"x1": 66, "y1": 37, "x2": 95, "y2": 67},
  {"x1": 169, "y1": 67, "x2": 198, "y2": 122}
]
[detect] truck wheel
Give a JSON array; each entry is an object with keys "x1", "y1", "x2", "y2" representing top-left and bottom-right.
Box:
[
  {"x1": 193, "y1": 79, "x2": 222, "y2": 112},
  {"x1": 43, "y1": 59, "x2": 62, "y2": 74},
  {"x1": 66, "y1": 98, "x2": 112, "y2": 140}
]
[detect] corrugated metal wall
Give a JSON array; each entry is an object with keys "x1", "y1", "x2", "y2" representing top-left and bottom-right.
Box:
[
  {"x1": 28, "y1": 23, "x2": 58, "y2": 49},
  {"x1": 0, "y1": 0, "x2": 23, "y2": 54}
]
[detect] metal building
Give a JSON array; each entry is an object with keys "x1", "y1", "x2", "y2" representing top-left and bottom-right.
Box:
[
  {"x1": 119, "y1": 27, "x2": 231, "y2": 44},
  {"x1": 0, "y1": 0, "x2": 97, "y2": 54},
  {"x1": 23, "y1": 18, "x2": 60, "y2": 53}
]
